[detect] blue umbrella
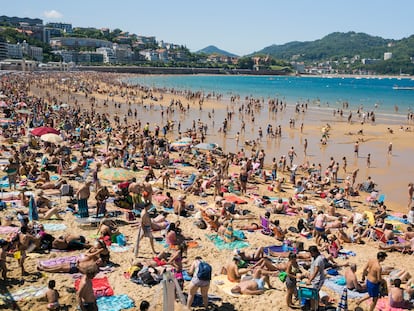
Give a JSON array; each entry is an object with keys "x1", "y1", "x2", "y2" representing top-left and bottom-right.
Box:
[{"x1": 28, "y1": 195, "x2": 38, "y2": 221}]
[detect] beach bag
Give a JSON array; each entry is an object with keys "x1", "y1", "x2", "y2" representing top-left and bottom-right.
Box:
[
  {"x1": 278, "y1": 271, "x2": 287, "y2": 283},
  {"x1": 197, "y1": 261, "x2": 212, "y2": 281},
  {"x1": 139, "y1": 270, "x2": 158, "y2": 287}
]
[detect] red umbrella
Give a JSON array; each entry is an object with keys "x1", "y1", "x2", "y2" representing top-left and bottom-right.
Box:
[{"x1": 31, "y1": 126, "x2": 60, "y2": 137}]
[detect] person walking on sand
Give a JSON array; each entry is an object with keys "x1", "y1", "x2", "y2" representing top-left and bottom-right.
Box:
[
  {"x1": 77, "y1": 265, "x2": 98, "y2": 311},
  {"x1": 304, "y1": 138, "x2": 308, "y2": 156},
  {"x1": 367, "y1": 153, "x2": 371, "y2": 168},
  {"x1": 288, "y1": 146, "x2": 297, "y2": 167},
  {"x1": 409, "y1": 183, "x2": 414, "y2": 210},
  {"x1": 76, "y1": 181, "x2": 91, "y2": 218},
  {"x1": 354, "y1": 141, "x2": 359, "y2": 157},
  {"x1": 357, "y1": 252, "x2": 387, "y2": 311},
  {"x1": 388, "y1": 142, "x2": 393, "y2": 156},
  {"x1": 134, "y1": 202, "x2": 157, "y2": 257}
]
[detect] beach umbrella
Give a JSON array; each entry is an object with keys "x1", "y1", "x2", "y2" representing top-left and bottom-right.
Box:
[
  {"x1": 28, "y1": 195, "x2": 38, "y2": 222},
  {"x1": 99, "y1": 167, "x2": 137, "y2": 182},
  {"x1": 193, "y1": 142, "x2": 217, "y2": 151},
  {"x1": 40, "y1": 133, "x2": 64, "y2": 144},
  {"x1": 16, "y1": 102, "x2": 27, "y2": 108},
  {"x1": 31, "y1": 126, "x2": 60, "y2": 137},
  {"x1": 336, "y1": 287, "x2": 348, "y2": 311},
  {"x1": 0, "y1": 118, "x2": 14, "y2": 124}
]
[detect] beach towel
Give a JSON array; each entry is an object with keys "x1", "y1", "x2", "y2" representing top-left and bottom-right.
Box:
[
  {"x1": 366, "y1": 297, "x2": 408, "y2": 311},
  {"x1": 10, "y1": 285, "x2": 48, "y2": 302},
  {"x1": 364, "y1": 211, "x2": 375, "y2": 226},
  {"x1": 0, "y1": 226, "x2": 19, "y2": 234},
  {"x1": 212, "y1": 274, "x2": 240, "y2": 297},
  {"x1": 206, "y1": 232, "x2": 249, "y2": 250},
  {"x1": 385, "y1": 215, "x2": 410, "y2": 225},
  {"x1": 39, "y1": 255, "x2": 78, "y2": 267},
  {"x1": 323, "y1": 276, "x2": 366, "y2": 299},
  {"x1": 42, "y1": 223, "x2": 67, "y2": 231},
  {"x1": 263, "y1": 245, "x2": 284, "y2": 255},
  {"x1": 156, "y1": 239, "x2": 200, "y2": 249},
  {"x1": 96, "y1": 294, "x2": 134, "y2": 311},
  {"x1": 77, "y1": 198, "x2": 89, "y2": 218},
  {"x1": 75, "y1": 277, "x2": 114, "y2": 298},
  {"x1": 225, "y1": 195, "x2": 247, "y2": 204},
  {"x1": 109, "y1": 244, "x2": 131, "y2": 253}
]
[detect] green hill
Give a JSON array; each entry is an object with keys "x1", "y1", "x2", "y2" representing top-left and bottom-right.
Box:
[
  {"x1": 255, "y1": 32, "x2": 394, "y2": 61},
  {"x1": 196, "y1": 45, "x2": 238, "y2": 57}
]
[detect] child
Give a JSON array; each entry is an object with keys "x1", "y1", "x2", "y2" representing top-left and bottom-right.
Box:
[{"x1": 46, "y1": 280, "x2": 60, "y2": 310}]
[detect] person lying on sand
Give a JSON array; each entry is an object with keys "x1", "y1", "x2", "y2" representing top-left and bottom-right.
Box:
[{"x1": 230, "y1": 269, "x2": 272, "y2": 295}]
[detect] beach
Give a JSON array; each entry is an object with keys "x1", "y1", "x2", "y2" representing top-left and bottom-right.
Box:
[{"x1": 0, "y1": 71, "x2": 413, "y2": 311}]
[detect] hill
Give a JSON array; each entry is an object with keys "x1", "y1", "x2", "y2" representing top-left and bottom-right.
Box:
[
  {"x1": 255, "y1": 32, "x2": 395, "y2": 61},
  {"x1": 196, "y1": 45, "x2": 238, "y2": 57}
]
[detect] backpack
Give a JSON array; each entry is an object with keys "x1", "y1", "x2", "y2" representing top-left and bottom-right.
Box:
[{"x1": 197, "y1": 261, "x2": 212, "y2": 281}]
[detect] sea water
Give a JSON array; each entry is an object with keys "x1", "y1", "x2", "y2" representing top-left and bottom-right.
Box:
[
  {"x1": 126, "y1": 75, "x2": 414, "y2": 118},
  {"x1": 124, "y1": 75, "x2": 414, "y2": 209}
]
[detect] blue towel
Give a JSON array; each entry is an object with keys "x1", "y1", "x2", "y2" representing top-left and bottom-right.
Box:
[
  {"x1": 43, "y1": 223, "x2": 67, "y2": 231},
  {"x1": 206, "y1": 234, "x2": 249, "y2": 250},
  {"x1": 96, "y1": 294, "x2": 134, "y2": 311},
  {"x1": 385, "y1": 215, "x2": 410, "y2": 224},
  {"x1": 323, "y1": 276, "x2": 366, "y2": 299},
  {"x1": 263, "y1": 245, "x2": 284, "y2": 255}
]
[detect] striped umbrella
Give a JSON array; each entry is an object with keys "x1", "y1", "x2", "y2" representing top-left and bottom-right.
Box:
[
  {"x1": 336, "y1": 287, "x2": 348, "y2": 311},
  {"x1": 99, "y1": 167, "x2": 137, "y2": 182}
]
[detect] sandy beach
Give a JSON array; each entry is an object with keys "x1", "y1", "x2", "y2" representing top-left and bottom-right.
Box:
[{"x1": 0, "y1": 71, "x2": 413, "y2": 311}]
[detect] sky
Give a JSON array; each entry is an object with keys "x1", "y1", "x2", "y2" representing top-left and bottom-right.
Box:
[{"x1": 3, "y1": 0, "x2": 414, "y2": 56}]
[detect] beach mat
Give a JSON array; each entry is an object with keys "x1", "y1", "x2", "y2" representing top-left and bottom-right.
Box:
[
  {"x1": 39, "y1": 255, "x2": 78, "y2": 267},
  {"x1": 96, "y1": 294, "x2": 135, "y2": 311},
  {"x1": 75, "y1": 277, "x2": 114, "y2": 298},
  {"x1": 206, "y1": 233, "x2": 249, "y2": 250},
  {"x1": 10, "y1": 285, "x2": 48, "y2": 302},
  {"x1": 366, "y1": 297, "x2": 408, "y2": 311},
  {"x1": 0, "y1": 226, "x2": 19, "y2": 234},
  {"x1": 212, "y1": 274, "x2": 240, "y2": 297},
  {"x1": 109, "y1": 244, "x2": 131, "y2": 253},
  {"x1": 42, "y1": 223, "x2": 67, "y2": 231},
  {"x1": 225, "y1": 195, "x2": 247, "y2": 204},
  {"x1": 263, "y1": 245, "x2": 284, "y2": 255},
  {"x1": 323, "y1": 276, "x2": 366, "y2": 299}
]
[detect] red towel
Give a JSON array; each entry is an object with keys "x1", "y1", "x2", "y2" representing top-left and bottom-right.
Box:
[{"x1": 75, "y1": 277, "x2": 114, "y2": 298}]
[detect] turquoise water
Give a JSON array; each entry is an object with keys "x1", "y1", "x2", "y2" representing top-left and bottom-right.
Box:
[{"x1": 126, "y1": 75, "x2": 414, "y2": 118}]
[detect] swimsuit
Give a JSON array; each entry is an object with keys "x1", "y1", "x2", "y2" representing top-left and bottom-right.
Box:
[
  {"x1": 366, "y1": 279, "x2": 380, "y2": 297},
  {"x1": 69, "y1": 262, "x2": 79, "y2": 274},
  {"x1": 255, "y1": 278, "x2": 265, "y2": 290}
]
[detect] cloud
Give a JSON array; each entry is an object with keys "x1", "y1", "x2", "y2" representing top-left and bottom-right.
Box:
[{"x1": 43, "y1": 10, "x2": 63, "y2": 19}]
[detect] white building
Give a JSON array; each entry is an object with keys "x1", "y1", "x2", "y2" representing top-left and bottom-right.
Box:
[
  {"x1": 29, "y1": 46, "x2": 43, "y2": 61},
  {"x1": 96, "y1": 47, "x2": 116, "y2": 64},
  {"x1": 384, "y1": 52, "x2": 392, "y2": 60}
]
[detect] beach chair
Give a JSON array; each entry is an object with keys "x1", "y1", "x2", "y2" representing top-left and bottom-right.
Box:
[
  {"x1": 298, "y1": 286, "x2": 319, "y2": 311},
  {"x1": 373, "y1": 228, "x2": 387, "y2": 243},
  {"x1": 260, "y1": 216, "x2": 272, "y2": 236}
]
